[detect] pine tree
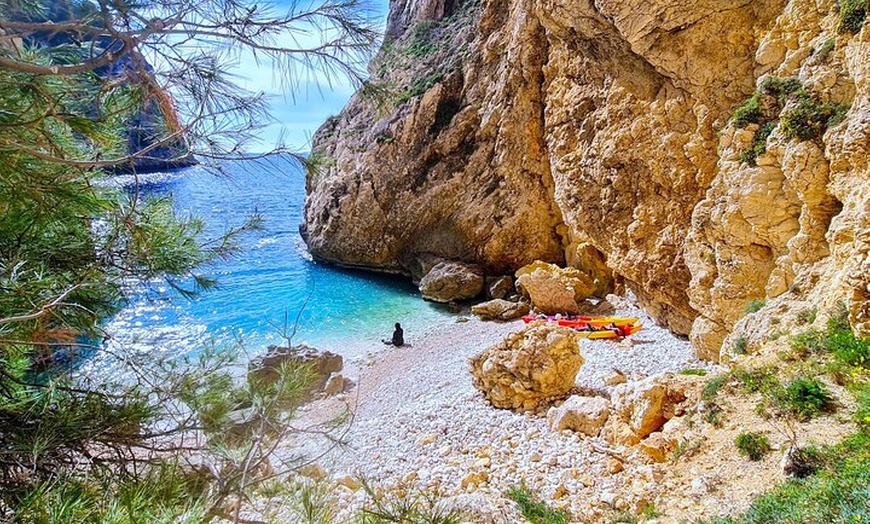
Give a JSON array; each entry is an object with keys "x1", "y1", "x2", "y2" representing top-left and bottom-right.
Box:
[{"x1": 0, "y1": 1, "x2": 377, "y2": 520}]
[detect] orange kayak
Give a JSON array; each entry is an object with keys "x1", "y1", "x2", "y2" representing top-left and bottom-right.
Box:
[{"x1": 521, "y1": 314, "x2": 643, "y2": 338}]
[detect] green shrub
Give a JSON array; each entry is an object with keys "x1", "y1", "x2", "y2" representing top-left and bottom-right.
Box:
[
  {"x1": 783, "y1": 445, "x2": 824, "y2": 479},
  {"x1": 734, "y1": 336, "x2": 748, "y2": 355},
  {"x1": 396, "y1": 72, "x2": 446, "y2": 104},
  {"x1": 735, "y1": 432, "x2": 771, "y2": 461},
  {"x1": 760, "y1": 76, "x2": 804, "y2": 105},
  {"x1": 825, "y1": 311, "x2": 870, "y2": 368},
  {"x1": 855, "y1": 387, "x2": 870, "y2": 432},
  {"x1": 812, "y1": 38, "x2": 836, "y2": 63},
  {"x1": 405, "y1": 40, "x2": 438, "y2": 58},
  {"x1": 776, "y1": 378, "x2": 835, "y2": 420},
  {"x1": 739, "y1": 121, "x2": 776, "y2": 165},
  {"x1": 680, "y1": 368, "x2": 708, "y2": 376},
  {"x1": 703, "y1": 403, "x2": 725, "y2": 427},
  {"x1": 788, "y1": 328, "x2": 825, "y2": 357},
  {"x1": 733, "y1": 77, "x2": 848, "y2": 143},
  {"x1": 507, "y1": 487, "x2": 570, "y2": 524},
  {"x1": 838, "y1": 0, "x2": 867, "y2": 34},
  {"x1": 746, "y1": 299, "x2": 766, "y2": 314},
  {"x1": 732, "y1": 93, "x2": 763, "y2": 127},
  {"x1": 703, "y1": 375, "x2": 728, "y2": 401},
  {"x1": 826, "y1": 327, "x2": 870, "y2": 368},
  {"x1": 781, "y1": 94, "x2": 848, "y2": 141}
]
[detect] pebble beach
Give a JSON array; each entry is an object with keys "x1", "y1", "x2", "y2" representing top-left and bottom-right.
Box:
[{"x1": 287, "y1": 298, "x2": 715, "y2": 522}]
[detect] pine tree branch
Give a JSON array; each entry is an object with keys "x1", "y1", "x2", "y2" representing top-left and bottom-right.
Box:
[{"x1": 0, "y1": 284, "x2": 83, "y2": 326}]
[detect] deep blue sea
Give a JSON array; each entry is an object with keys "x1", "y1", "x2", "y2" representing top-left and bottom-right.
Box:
[{"x1": 96, "y1": 155, "x2": 452, "y2": 369}]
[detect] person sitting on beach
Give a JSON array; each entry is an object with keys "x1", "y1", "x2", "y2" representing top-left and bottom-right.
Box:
[{"x1": 382, "y1": 322, "x2": 404, "y2": 346}]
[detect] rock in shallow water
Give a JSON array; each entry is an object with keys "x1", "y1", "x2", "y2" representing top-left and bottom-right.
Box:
[{"x1": 248, "y1": 344, "x2": 343, "y2": 396}]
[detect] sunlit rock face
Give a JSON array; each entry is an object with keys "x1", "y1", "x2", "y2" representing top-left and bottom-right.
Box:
[{"x1": 303, "y1": 0, "x2": 870, "y2": 353}]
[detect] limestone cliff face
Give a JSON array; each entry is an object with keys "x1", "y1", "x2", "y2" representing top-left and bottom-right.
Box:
[
  {"x1": 685, "y1": 1, "x2": 869, "y2": 360},
  {"x1": 303, "y1": 0, "x2": 566, "y2": 279},
  {"x1": 303, "y1": 0, "x2": 869, "y2": 355}
]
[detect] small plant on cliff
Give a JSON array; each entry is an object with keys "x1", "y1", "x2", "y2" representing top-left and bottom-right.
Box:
[
  {"x1": 783, "y1": 445, "x2": 825, "y2": 478},
  {"x1": 732, "y1": 77, "x2": 848, "y2": 144},
  {"x1": 781, "y1": 94, "x2": 848, "y2": 141},
  {"x1": 761, "y1": 77, "x2": 804, "y2": 104},
  {"x1": 731, "y1": 93, "x2": 764, "y2": 127},
  {"x1": 838, "y1": 0, "x2": 868, "y2": 34},
  {"x1": 701, "y1": 376, "x2": 728, "y2": 426},
  {"x1": 734, "y1": 336, "x2": 748, "y2": 355},
  {"x1": 796, "y1": 307, "x2": 817, "y2": 326},
  {"x1": 739, "y1": 121, "x2": 777, "y2": 166},
  {"x1": 855, "y1": 388, "x2": 870, "y2": 431},
  {"x1": 733, "y1": 367, "x2": 779, "y2": 394},
  {"x1": 810, "y1": 38, "x2": 836, "y2": 64},
  {"x1": 735, "y1": 432, "x2": 771, "y2": 461},
  {"x1": 825, "y1": 303, "x2": 870, "y2": 368},
  {"x1": 396, "y1": 71, "x2": 447, "y2": 104},
  {"x1": 507, "y1": 487, "x2": 570, "y2": 524},
  {"x1": 788, "y1": 328, "x2": 826, "y2": 358},
  {"x1": 746, "y1": 299, "x2": 767, "y2": 314},
  {"x1": 404, "y1": 20, "x2": 439, "y2": 57},
  {"x1": 702, "y1": 375, "x2": 728, "y2": 401},
  {"x1": 733, "y1": 77, "x2": 804, "y2": 127}
]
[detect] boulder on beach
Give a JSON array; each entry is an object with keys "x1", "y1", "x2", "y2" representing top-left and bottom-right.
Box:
[
  {"x1": 471, "y1": 299, "x2": 530, "y2": 321},
  {"x1": 419, "y1": 261, "x2": 485, "y2": 303},
  {"x1": 485, "y1": 275, "x2": 514, "y2": 300},
  {"x1": 577, "y1": 298, "x2": 616, "y2": 316},
  {"x1": 470, "y1": 324, "x2": 584, "y2": 412},
  {"x1": 515, "y1": 261, "x2": 595, "y2": 314},
  {"x1": 605, "y1": 373, "x2": 704, "y2": 444},
  {"x1": 547, "y1": 395, "x2": 610, "y2": 436}
]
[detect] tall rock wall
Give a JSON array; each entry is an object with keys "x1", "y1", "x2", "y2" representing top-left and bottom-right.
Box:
[
  {"x1": 302, "y1": 0, "x2": 567, "y2": 277},
  {"x1": 303, "y1": 0, "x2": 869, "y2": 356}
]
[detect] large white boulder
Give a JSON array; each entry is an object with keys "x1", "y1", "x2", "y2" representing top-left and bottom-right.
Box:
[{"x1": 470, "y1": 324, "x2": 584, "y2": 412}]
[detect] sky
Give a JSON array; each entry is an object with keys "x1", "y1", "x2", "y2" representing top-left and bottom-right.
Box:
[{"x1": 235, "y1": 0, "x2": 392, "y2": 152}]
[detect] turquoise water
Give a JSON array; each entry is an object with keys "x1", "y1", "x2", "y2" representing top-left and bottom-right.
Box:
[{"x1": 98, "y1": 155, "x2": 452, "y2": 367}]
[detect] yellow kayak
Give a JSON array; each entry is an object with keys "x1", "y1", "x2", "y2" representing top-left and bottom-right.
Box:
[{"x1": 576, "y1": 322, "x2": 644, "y2": 339}]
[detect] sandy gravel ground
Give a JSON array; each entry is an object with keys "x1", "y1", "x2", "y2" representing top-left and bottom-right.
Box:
[{"x1": 277, "y1": 298, "x2": 722, "y2": 523}]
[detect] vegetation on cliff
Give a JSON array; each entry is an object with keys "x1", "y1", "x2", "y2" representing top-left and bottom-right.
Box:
[
  {"x1": 838, "y1": 0, "x2": 868, "y2": 34},
  {"x1": 732, "y1": 76, "x2": 848, "y2": 165}
]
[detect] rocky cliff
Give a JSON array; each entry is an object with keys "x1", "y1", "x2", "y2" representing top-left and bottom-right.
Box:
[{"x1": 303, "y1": 0, "x2": 869, "y2": 359}]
